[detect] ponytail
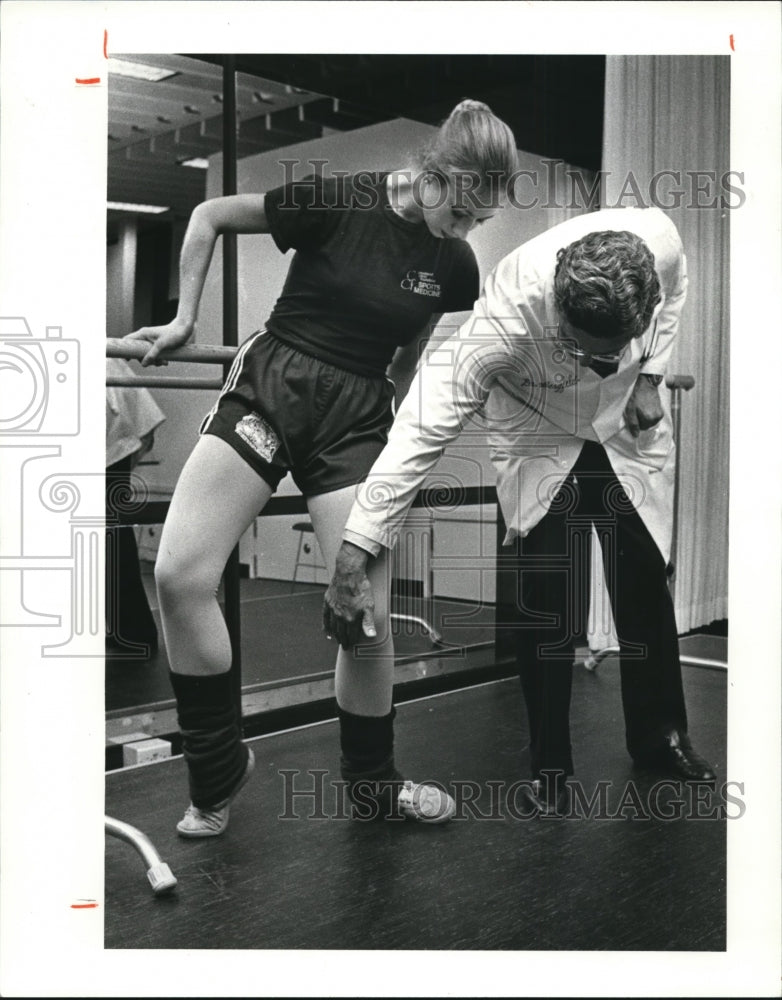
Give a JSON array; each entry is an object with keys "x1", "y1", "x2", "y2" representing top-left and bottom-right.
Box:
[{"x1": 417, "y1": 99, "x2": 518, "y2": 200}]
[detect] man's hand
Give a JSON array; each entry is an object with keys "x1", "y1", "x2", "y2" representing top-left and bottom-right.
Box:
[
  {"x1": 624, "y1": 374, "x2": 664, "y2": 438},
  {"x1": 323, "y1": 542, "x2": 377, "y2": 649}
]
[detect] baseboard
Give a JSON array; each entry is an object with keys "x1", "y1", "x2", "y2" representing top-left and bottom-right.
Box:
[{"x1": 106, "y1": 646, "x2": 516, "y2": 772}]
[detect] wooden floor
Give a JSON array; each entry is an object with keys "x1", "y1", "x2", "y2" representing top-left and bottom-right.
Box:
[{"x1": 105, "y1": 659, "x2": 727, "y2": 951}]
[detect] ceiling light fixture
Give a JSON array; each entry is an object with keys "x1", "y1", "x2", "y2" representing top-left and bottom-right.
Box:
[
  {"x1": 107, "y1": 201, "x2": 170, "y2": 214},
  {"x1": 108, "y1": 58, "x2": 179, "y2": 82}
]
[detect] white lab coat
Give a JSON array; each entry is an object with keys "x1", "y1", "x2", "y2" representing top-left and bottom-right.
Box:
[
  {"x1": 106, "y1": 358, "x2": 166, "y2": 467},
  {"x1": 345, "y1": 208, "x2": 687, "y2": 565}
]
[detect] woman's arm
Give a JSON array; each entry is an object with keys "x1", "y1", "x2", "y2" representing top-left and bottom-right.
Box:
[
  {"x1": 124, "y1": 194, "x2": 270, "y2": 366},
  {"x1": 386, "y1": 314, "x2": 443, "y2": 406},
  {"x1": 387, "y1": 310, "x2": 477, "y2": 406}
]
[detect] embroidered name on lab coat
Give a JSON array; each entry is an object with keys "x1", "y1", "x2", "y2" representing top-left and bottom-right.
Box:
[{"x1": 518, "y1": 373, "x2": 581, "y2": 394}]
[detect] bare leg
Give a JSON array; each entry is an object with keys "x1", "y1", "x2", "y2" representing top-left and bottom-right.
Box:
[
  {"x1": 155, "y1": 435, "x2": 272, "y2": 833},
  {"x1": 310, "y1": 486, "x2": 454, "y2": 822},
  {"x1": 155, "y1": 434, "x2": 273, "y2": 676},
  {"x1": 307, "y1": 485, "x2": 394, "y2": 715},
  {"x1": 309, "y1": 486, "x2": 454, "y2": 822}
]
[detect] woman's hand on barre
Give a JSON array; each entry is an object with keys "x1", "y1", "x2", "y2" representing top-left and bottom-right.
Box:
[
  {"x1": 323, "y1": 542, "x2": 377, "y2": 649},
  {"x1": 125, "y1": 317, "x2": 194, "y2": 367}
]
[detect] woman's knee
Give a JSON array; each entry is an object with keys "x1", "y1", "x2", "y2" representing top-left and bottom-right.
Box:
[{"x1": 155, "y1": 546, "x2": 221, "y2": 608}]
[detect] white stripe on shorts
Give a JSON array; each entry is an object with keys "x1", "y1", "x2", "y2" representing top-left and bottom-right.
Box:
[
  {"x1": 199, "y1": 329, "x2": 267, "y2": 435},
  {"x1": 385, "y1": 376, "x2": 396, "y2": 418}
]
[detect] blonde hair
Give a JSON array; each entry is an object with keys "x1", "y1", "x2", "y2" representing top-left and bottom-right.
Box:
[{"x1": 417, "y1": 99, "x2": 518, "y2": 201}]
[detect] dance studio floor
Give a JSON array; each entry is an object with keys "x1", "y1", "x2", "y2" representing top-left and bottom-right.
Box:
[{"x1": 105, "y1": 658, "x2": 727, "y2": 951}]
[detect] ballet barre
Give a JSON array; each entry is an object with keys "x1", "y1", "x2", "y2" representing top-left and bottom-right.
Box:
[
  {"x1": 106, "y1": 339, "x2": 238, "y2": 364},
  {"x1": 106, "y1": 338, "x2": 235, "y2": 390}
]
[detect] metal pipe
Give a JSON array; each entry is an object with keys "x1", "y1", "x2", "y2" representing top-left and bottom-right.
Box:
[
  {"x1": 111, "y1": 489, "x2": 499, "y2": 528},
  {"x1": 390, "y1": 511, "x2": 442, "y2": 644},
  {"x1": 582, "y1": 647, "x2": 726, "y2": 672},
  {"x1": 668, "y1": 374, "x2": 695, "y2": 603},
  {"x1": 390, "y1": 612, "x2": 442, "y2": 645},
  {"x1": 222, "y1": 55, "x2": 243, "y2": 720},
  {"x1": 106, "y1": 375, "x2": 224, "y2": 390},
  {"x1": 105, "y1": 815, "x2": 177, "y2": 894},
  {"x1": 107, "y1": 338, "x2": 237, "y2": 365},
  {"x1": 680, "y1": 654, "x2": 727, "y2": 670}
]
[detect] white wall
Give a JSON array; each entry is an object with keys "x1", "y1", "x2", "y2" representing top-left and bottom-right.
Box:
[{"x1": 106, "y1": 221, "x2": 137, "y2": 339}]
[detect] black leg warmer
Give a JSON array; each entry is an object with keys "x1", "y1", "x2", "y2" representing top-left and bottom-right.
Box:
[
  {"x1": 338, "y1": 706, "x2": 404, "y2": 819},
  {"x1": 169, "y1": 671, "x2": 249, "y2": 809}
]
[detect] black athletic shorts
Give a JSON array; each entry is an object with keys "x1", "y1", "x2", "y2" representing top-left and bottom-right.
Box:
[{"x1": 200, "y1": 331, "x2": 396, "y2": 496}]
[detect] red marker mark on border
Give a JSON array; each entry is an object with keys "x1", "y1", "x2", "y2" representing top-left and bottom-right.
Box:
[
  {"x1": 729, "y1": 34, "x2": 735, "y2": 51},
  {"x1": 71, "y1": 901, "x2": 99, "y2": 909},
  {"x1": 104, "y1": 29, "x2": 108, "y2": 59},
  {"x1": 75, "y1": 77, "x2": 101, "y2": 85}
]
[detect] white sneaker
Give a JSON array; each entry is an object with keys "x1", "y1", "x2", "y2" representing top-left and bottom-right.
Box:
[
  {"x1": 397, "y1": 779, "x2": 456, "y2": 824},
  {"x1": 176, "y1": 748, "x2": 255, "y2": 838}
]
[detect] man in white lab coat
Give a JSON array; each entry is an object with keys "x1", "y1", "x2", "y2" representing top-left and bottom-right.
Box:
[{"x1": 323, "y1": 207, "x2": 716, "y2": 813}]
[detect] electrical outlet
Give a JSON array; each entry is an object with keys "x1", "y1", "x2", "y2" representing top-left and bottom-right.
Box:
[{"x1": 122, "y1": 738, "x2": 172, "y2": 767}]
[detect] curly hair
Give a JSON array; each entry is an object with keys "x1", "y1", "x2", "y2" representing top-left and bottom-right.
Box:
[
  {"x1": 416, "y1": 99, "x2": 518, "y2": 205},
  {"x1": 553, "y1": 230, "x2": 662, "y2": 341}
]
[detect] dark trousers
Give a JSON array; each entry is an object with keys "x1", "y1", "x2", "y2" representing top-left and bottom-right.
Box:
[
  {"x1": 515, "y1": 440, "x2": 687, "y2": 777},
  {"x1": 106, "y1": 456, "x2": 158, "y2": 652}
]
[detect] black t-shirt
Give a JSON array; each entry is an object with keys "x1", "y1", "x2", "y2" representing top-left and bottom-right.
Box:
[{"x1": 263, "y1": 172, "x2": 480, "y2": 377}]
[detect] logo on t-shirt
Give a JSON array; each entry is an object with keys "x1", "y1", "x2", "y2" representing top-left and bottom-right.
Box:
[{"x1": 400, "y1": 270, "x2": 441, "y2": 298}]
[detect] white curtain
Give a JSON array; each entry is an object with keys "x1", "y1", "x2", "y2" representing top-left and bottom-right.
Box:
[{"x1": 590, "y1": 55, "x2": 730, "y2": 640}]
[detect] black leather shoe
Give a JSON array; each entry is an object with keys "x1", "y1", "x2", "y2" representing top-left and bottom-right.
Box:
[{"x1": 634, "y1": 732, "x2": 717, "y2": 782}]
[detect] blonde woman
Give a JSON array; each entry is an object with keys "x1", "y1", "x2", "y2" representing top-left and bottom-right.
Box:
[{"x1": 127, "y1": 100, "x2": 518, "y2": 836}]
